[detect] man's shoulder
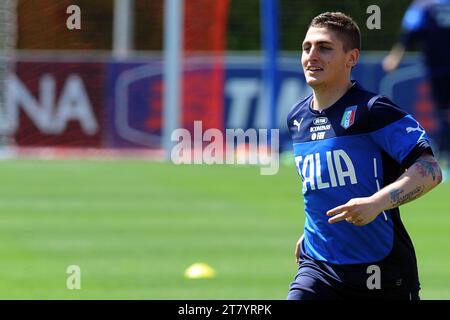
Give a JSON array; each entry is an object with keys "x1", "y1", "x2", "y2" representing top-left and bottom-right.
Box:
[
  {"x1": 352, "y1": 83, "x2": 407, "y2": 116},
  {"x1": 364, "y1": 94, "x2": 409, "y2": 129},
  {"x1": 351, "y1": 83, "x2": 383, "y2": 108}
]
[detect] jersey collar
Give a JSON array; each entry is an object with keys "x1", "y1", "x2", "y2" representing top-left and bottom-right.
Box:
[{"x1": 308, "y1": 80, "x2": 359, "y2": 115}]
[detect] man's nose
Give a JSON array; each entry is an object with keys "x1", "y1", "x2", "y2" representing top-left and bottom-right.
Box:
[{"x1": 308, "y1": 46, "x2": 320, "y2": 60}]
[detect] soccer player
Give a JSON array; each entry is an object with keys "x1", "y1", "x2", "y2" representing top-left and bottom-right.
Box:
[
  {"x1": 383, "y1": 0, "x2": 450, "y2": 179},
  {"x1": 286, "y1": 12, "x2": 442, "y2": 300}
]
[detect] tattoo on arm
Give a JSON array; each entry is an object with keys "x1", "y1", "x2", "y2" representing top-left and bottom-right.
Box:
[
  {"x1": 389, "y1": 185, "x2": 425, "y2": 207},
  {"x1": 415, "y1": 159, "x2": 442, "y2": 183}
]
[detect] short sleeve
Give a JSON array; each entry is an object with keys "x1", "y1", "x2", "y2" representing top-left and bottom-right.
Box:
[{"x1": 369, "y1": 98, "x2": 432, "y2": 168}]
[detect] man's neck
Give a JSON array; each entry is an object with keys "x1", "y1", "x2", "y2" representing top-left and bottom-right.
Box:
[{"x1": 311, "y1": 80, "x2": 354, "y2": 112}]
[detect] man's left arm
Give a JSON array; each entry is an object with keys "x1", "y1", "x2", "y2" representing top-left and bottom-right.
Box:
[{"x1": 327, "y1": 152, "x2": 442, "y2": 226}]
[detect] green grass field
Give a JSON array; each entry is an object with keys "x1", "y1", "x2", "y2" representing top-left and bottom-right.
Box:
[{"x1": 0, "y1": 160, "x2": 449, "y2": 299}]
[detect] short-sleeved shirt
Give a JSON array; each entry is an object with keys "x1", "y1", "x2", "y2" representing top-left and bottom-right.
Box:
[{"x1": 287, "y1": 81, "x2": 431, "y2": 289}]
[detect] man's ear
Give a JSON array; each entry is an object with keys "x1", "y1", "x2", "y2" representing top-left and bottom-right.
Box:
[{"x1": 347, "y1": 49, "x2": 359, "y2": 68}]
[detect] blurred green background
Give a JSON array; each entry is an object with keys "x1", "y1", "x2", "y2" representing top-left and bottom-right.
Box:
[{"x1": 0, "y1": 160, "x2": 448, "y2": 299}]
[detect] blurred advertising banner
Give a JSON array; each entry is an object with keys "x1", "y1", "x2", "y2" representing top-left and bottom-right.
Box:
[
  {"x1": 1, "y1": 54, "x2": 437, "y2": 151},
  {"x1": 8, "y1": 60, "x2": 105, "y2": 147},
  {"x1": 105, "y1": 59, "x2": 224, "y2": 149}
]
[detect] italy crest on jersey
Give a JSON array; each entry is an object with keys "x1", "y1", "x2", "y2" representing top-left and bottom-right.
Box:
[{"x1": 341, "y1": 106, "x2": 358, "y2": 129}]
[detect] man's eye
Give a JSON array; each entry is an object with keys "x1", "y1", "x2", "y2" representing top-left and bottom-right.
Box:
[
  {"x1": 303, "y1": 47, "x2": 310, "y2": 52},
  {"x1": 321, "y1": 47, "x2": 332, "y2": 50}
]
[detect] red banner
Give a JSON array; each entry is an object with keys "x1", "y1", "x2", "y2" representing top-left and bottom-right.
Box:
[{"x1": 182, "y1": 0, "x2": 229, "y2": 132}]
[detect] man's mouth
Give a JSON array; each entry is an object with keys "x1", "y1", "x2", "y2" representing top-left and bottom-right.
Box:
[{"x1": 306, "y1": 66, "x2": 324, "y2": 71}]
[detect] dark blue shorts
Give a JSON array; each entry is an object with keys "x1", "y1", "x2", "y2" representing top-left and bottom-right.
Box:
[
  {"x1": 287, "y1": 267, "x2": 420, "y2": 300},
  {"x1": 287, "y1": 241, "x2": 420, "y2": 300}
]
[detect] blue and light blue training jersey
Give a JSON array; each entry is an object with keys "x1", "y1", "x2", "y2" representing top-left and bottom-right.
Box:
[{"x1": 287, "y1": 82, "x2": 431, "y2": 268}]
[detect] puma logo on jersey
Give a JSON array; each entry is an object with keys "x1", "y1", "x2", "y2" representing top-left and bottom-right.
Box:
[
  {"x1": 295, "y1": 149, "x2": 357, "y2": 192},
  {"x1": 406, "y1": 123, "x2": 426, "y2": 140},
  {"x1": 293, "y1": 118, "x2": 303, "y2": 132}
]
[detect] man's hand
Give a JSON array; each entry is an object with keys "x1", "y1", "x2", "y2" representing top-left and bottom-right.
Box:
[
  {"x1": 326, "y1": 197, "x2": 382, "y2": 226},
  {"x1": 294, "y1": 235, "x2": 304, "y2": 265}
]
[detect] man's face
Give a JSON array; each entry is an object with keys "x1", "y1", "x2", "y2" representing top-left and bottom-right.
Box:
[{"x1": 301, "y1": 27, "x2": 357, "y2": 88}]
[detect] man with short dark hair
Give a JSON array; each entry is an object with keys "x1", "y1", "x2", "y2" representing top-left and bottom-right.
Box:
[{"x1": 286, "y1": 12, "x2": 442, "y2": 300}]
